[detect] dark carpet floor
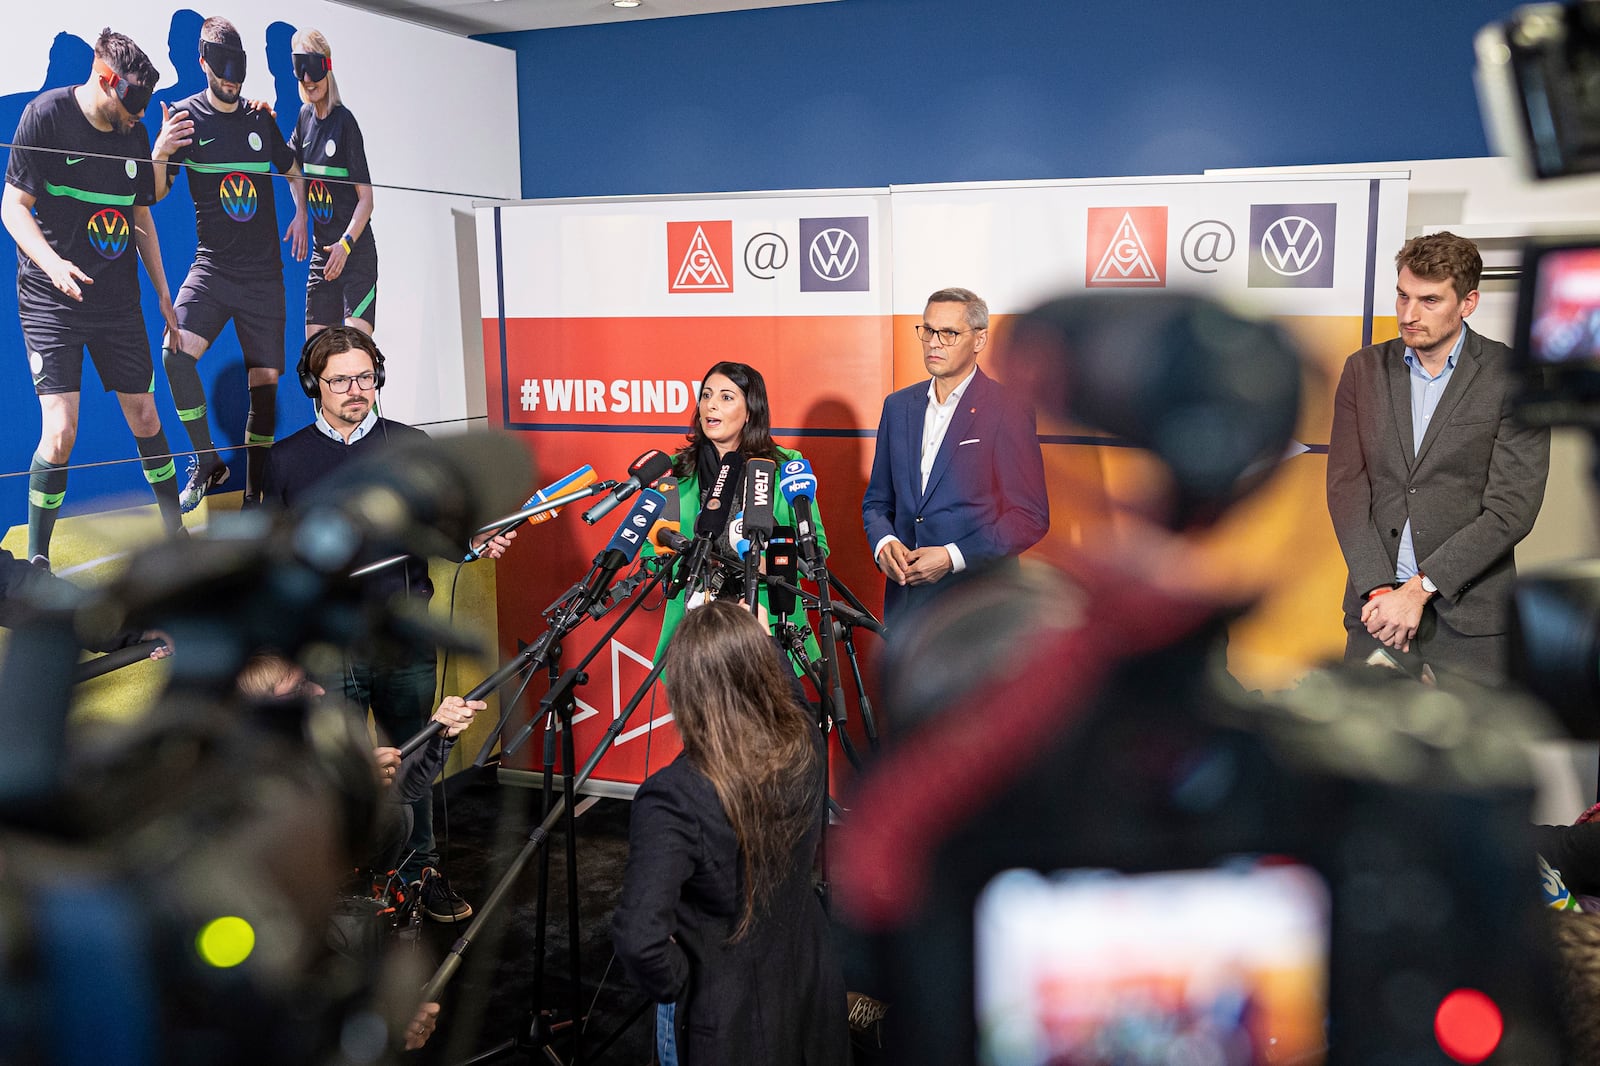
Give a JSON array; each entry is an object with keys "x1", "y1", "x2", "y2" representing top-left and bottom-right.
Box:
[{"x1": 405, "y1": 764, "x2": 656, "y2": 1066}]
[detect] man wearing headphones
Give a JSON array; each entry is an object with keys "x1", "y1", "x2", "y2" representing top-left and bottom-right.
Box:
[{"x1": 259, "y1": 326, "x2": 514, "y2": 922}]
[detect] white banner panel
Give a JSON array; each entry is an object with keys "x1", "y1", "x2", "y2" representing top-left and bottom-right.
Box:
[
  {"x1": 889, "y1": 172, "x2": 1409, "y2": 320},
  {"x1": 477, "y1": 190, "x2": 892, "y2": 320}
]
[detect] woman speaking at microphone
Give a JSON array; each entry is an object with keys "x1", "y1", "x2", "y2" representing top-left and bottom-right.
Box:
[
  {"x1": 651, "y1": 361, "x2": 827, "y2": 673},
  {"x1": 613, "y1": 600, "x2": 848, "y2": 1065}
]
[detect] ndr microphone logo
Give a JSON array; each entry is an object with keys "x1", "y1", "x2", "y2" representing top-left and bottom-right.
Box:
[
  {"x1": 1086, "y1": 206, "x2": 1167, "y2": 287},
  {"x1": 668, "y1": 221, "x2": 733, "y2": 293}
]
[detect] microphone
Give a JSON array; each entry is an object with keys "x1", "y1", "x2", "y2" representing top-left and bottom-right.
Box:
[
  {"x1": 582, "y1": 450, "x2": 673, "y2": 525},
  {"x1": 656, "y1": 527, "x2": 694, "y2": 554},
  {"x1": 576, "y1": 487, "x2": 668, "y2": 615},
  {"x1": 740, "y1": 458, "x2": 777, "y2": 608},
  {"x1": 778, "y1": 456, "x2": 820, "y2": 565},
  {"x1": 647, "y1": 475, "x2": 684, "y2": 554},
  {"x1": 673, "y1": 453, "x2": 744, "y2": 599},
  {"x1": 765, "y1": 530, "x2": 798, "y2": 616},
  {"x1": 464, "y1": 464, "x2": 598, "y2": 561},
  {"x1": 695, "y1": 453, "x2": 745, "y2": 539}
]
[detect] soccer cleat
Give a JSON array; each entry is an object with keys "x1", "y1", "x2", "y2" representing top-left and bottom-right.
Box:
[
  {"x1": 178, "y1": 457, "x2": 230, "y2": 514},
  {"x1": 419, "y1": 866, "x2": 473, "y2": 923},
  {"x1": 28, "y1": 554, "x2": 49, "y2": 572}
]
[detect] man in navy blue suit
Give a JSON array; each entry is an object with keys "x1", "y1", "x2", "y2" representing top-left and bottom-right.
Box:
[{"x1": 863, "y1": 287, "x2": 1050, "y2": 627}]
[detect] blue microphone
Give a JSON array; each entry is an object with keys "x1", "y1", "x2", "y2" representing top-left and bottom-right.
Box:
[{"x1": 778, "y1": 457, "x2": 820, "y2": 564}]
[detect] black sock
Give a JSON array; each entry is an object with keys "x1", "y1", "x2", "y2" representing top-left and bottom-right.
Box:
[
  {"x1": 26, "y1": 452, "x2": 67, "y2": 560},
  {"x1": 245, "y1": 383, "x2": 277, "y2": 499},
  {"x1": 163, "y1": 346, "x2": 216, "y2": 458},
  {"x1": 135, "y1": 431, "x2": 183, "y2": 532}
]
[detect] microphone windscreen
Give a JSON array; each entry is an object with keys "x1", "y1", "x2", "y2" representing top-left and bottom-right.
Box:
[
  {"x1": 605, "y1": 487, "x2": 669, "y2": 561},
  {"x1": 743, "y1": 458, "x2": 777, "y2": 538},
  {"x1": 525, "y1": 465, "x2": 598, "y2": 526},
  {"x1": 779, "y1": 456, "x2": 817, "y2": 505},
  {"x1": 631, "y1": 449, "x2": 675, "y2": 486},
  {"x1": 695, "y1": 453, "x2": 746, "y2": 538}
]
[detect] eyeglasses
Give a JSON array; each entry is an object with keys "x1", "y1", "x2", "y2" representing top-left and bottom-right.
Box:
[
  {"x1": 915, "y1": 324, "x2": 978, "y2": 346},
  {"x1": 321, "y1": 371, "x2": 377, "y2": 394}
]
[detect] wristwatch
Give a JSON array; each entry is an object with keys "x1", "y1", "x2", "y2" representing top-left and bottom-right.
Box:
[{"x1": 1419, "y1": 573, "x2": 1438, "y2": 596}]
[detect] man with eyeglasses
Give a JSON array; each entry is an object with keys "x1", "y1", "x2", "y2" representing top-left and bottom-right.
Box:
[
  {"x1": 259, "y1": 325, "x2": 513, "y2": 923},
  {"x1": 151, "y1": 15, "x2": 301, "y2": 513},
  {"x1": 863, "y1": 287, "x2": 1049, "y2": 625},
  {"x1": 2, "y1": 28, "x2": 185, "y2": 569}
]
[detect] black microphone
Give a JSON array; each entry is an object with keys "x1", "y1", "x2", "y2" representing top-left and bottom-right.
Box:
[
  {"x1": 740, "y1": 458, "x2": 776, "y2": 607},
  {"x1": 674, "y1": 453, "x2": 744, "y2": 599},
  {"x1": 765, "y1": 529, "x2": 798, "y2": 617},
  {"x1": 695, "y1": 453, "x2": 745, "y2": 539},
  {"x1": 581, "y1": 449, "x2": 673, "y2": 525}
]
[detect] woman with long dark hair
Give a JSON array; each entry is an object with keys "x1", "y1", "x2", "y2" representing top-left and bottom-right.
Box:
[
  {"x1": 651, "y1": 361, "x2": 827, "y2": 670},
  {"x1": 612, "y1": 600, "x2": 848, "y2": 1064}
]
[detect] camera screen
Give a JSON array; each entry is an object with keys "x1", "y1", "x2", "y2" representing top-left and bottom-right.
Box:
[
  {"x1": 974, "y1": 862, "x2": 1329, "y2": 1066},
  {"x1": 1525, "y1": 244, "x2": 1600, "y2": 366}
]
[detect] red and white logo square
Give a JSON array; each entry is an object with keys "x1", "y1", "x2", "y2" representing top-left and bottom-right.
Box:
[
  {"x1": 1086, "y1": 207, "x2": 1168, "y2": 287},
  {"x1": 667, "y1": 221, "x2": 734, "y2": 293}
]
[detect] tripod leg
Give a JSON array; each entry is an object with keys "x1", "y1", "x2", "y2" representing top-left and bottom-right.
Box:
[{"x1": 560, "y1": 710, "x2": 584, "y2": 1065}]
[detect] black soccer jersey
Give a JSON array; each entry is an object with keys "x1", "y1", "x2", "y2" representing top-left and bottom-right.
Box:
[
  {"x1": 5, "y1": 87, "x2": 156, "y2": 315},
  {"x1": 169, "y1": 92, "x2": 296, "y2": 278},
  {"x1": 290, "y1": 103, "x2": 374, "y2": 252}
]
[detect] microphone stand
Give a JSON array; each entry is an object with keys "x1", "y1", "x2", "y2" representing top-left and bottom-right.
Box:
[
  {"x1": 449, "y1": 556, "x2": 675, "y2": 1066},
  {"x1": 832, "y1": 614, "x2": 881, "y2": 754}
]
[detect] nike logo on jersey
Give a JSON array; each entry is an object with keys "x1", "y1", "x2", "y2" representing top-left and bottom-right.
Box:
[
  {"x1": 65, "y1": 157, "x2": 83, "y2": 165},
  {"x1": 198, "y1": 138, "x2": 215, "y2": 146}
]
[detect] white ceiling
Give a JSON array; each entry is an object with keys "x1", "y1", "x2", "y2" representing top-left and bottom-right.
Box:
[{"x1": 326, "y1": 0, "x2": 840, "y2": 37}]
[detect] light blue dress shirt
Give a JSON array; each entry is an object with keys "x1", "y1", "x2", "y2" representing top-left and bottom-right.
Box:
[{"x1": 1394, "y1": 329, "x2": 1466, "y2": 581}]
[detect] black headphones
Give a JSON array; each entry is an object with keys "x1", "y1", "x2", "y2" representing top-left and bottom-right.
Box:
[{"x1": 297, "y1": 326, "x2": 386, "y2": 399}]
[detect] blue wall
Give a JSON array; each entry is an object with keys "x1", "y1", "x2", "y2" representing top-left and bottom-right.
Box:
[{"x1": 482, "y1": 0, "x2": 1514, "y2": 199}]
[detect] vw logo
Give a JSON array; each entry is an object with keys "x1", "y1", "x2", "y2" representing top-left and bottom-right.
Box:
[
  {"x1": 1260, "y1": 216, "x2": 1325, "y2": 277},
  {"x1": 807, "y1": 228, "x2": 860, "y2": 282}
]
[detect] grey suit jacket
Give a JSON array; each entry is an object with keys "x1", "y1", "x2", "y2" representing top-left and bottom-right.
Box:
[{"x1": 1326, "y1": 326, "x2": 1550, "y2": 636}]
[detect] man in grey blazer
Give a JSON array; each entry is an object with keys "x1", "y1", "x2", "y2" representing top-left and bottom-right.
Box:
[{"x1": 1327, "y1": 231, "x2": 1549, "y2": 685}]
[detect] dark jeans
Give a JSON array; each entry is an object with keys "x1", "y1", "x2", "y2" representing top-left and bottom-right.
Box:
[{"x1": 342, "y1": 648, "x2": 439, "y2": 879}]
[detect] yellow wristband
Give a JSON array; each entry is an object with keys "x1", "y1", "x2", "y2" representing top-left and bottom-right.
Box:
[{"x1": 339, "y1": 234, "x2": 354, "y2": 254}]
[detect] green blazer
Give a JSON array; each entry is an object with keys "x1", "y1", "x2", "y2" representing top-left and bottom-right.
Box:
[{"x1": 650, "y1": 446, "x2": 829, "y2": 674}]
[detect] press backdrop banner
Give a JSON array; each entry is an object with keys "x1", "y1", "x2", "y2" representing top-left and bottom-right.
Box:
[
  {"x1": 479, "y1": 171, "x2": 1409, "y2": 790},
  {"x1": 478, "y1": 191, "x2": 893, "y2": 789}
]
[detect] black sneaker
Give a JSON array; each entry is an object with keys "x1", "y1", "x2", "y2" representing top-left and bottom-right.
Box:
[
  {"x1": 419, "y1": 866, "x2": 472, "y2": 923},
  {"x1": 28, "y1": 554, "x2": 49, "y2": 572},
  {"x1": 178, "y1": 456, "x2": 229, "y2": 514}
]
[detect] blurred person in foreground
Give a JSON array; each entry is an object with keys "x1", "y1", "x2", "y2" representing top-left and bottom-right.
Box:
[
  {"x1": 613, "y1": 599, "x2": 848, "y2": 1065},
  {"x1": 235, "y1": 651, "x2": 484, "y2": 1052}
]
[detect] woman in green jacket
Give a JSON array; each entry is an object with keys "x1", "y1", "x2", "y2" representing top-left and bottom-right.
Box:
[{"x1": 652, "y1": 361, "x2": 827, "y2": 674}]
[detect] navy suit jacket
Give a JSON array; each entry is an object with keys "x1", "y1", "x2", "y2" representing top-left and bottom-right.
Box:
[{"x1": 862, "y1": 366, "x2": 1049, "y2": 623}]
